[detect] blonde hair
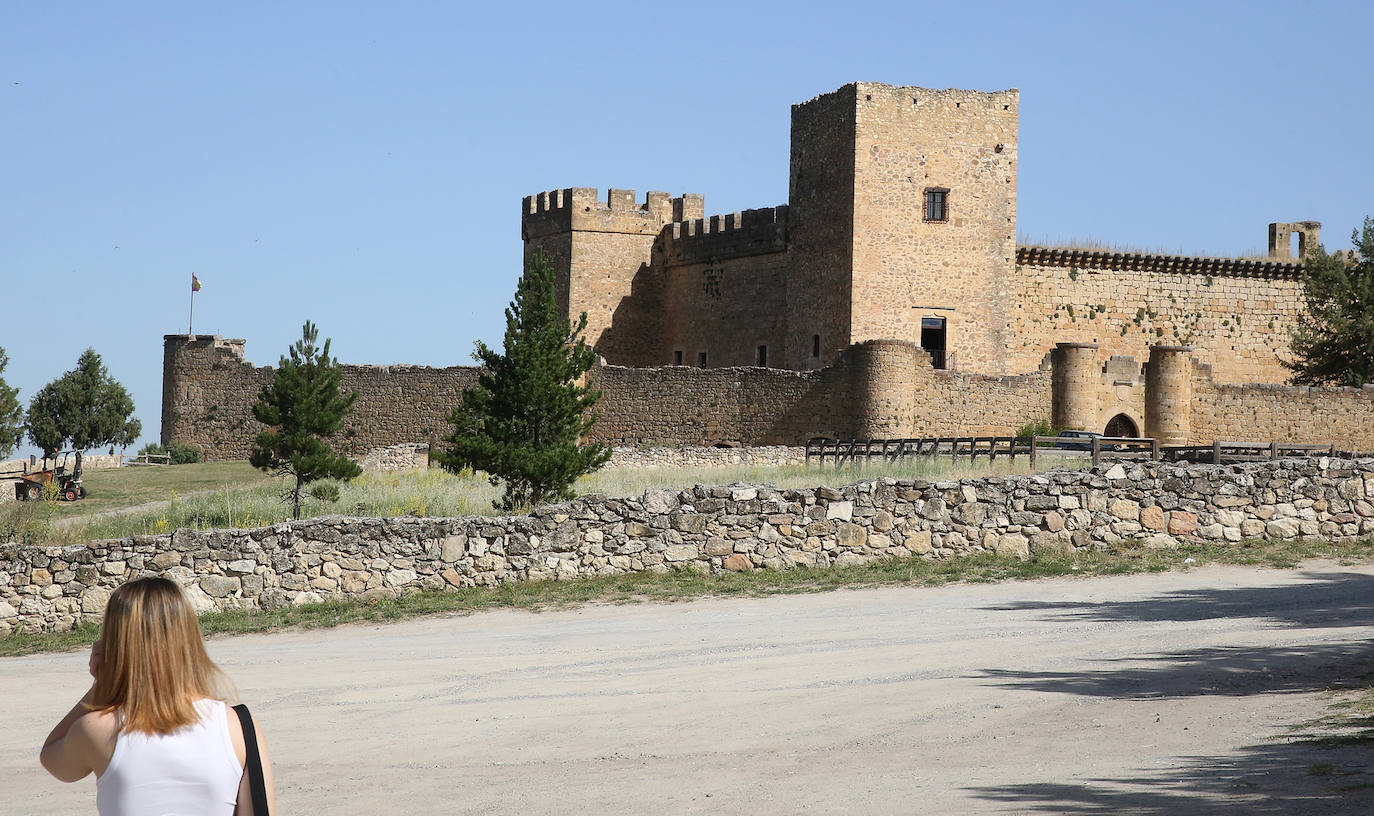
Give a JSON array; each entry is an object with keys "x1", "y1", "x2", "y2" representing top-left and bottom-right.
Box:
[{"x1": 90, "y1": 577, "x2": 235, "y2": 735}]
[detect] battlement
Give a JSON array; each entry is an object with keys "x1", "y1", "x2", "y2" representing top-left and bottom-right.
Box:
[
  {"x1": 163, "y1": 334, "x2": 248, "y2": 361},
  {"x1": 521, "y1": 187, "x2": 703, "y2": 239},
  {"x1": 794, "y1": 81, "x2": 1019, "y2": 114},
  {"x1": 663, "y1": 205, "x2": 789, "y2": 265},
  {"x1": 1016, "y1": 245, "x2": 1304, "y2": 279}
]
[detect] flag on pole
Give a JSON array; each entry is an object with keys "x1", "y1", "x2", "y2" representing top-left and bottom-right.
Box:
[{"x1": 191, "y1": 274, "x2": 202, "y2": 292}]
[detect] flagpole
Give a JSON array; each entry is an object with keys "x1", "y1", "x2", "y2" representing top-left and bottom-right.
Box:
[{"x1": 188, "y1": 277, "x2": 196, "y2": 337}]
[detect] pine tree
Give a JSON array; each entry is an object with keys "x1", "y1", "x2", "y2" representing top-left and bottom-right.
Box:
[
  {"x1": 25, "y1": 349, "x2": 141, "y2": 457},
  {"x1": 438, "y1": 251, "x2": 611, "y2": 512},
  {"x1": 0, "y1": 347, "x2": 22, "y2": 458},
  {"x1": 1285, "y1": 216, "x2": 1374, "y2": 387},
  {"x1": 250, "y1": 321, "x2": 362, "y2": 520}
]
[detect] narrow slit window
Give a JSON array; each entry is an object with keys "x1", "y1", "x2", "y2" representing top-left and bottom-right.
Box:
[
  {"x1": 811, "y1": 334, "x2": 821, "y2": 358},
  {"x1": 757, "y1": 345, "x2": 768, "y2": 367},
  {"x1": 674, "y1": 350, "x2": 683, "y2": 366},
  {"x1": 924, "y1": 188, "x2": 949, "y2": 222},
  {"x1": 697, "y1": 351, "x2": 707, "y2": 368}
]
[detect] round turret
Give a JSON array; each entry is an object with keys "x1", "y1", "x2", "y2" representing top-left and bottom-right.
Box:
[
  {"x1": 1145, "y1": 345, "x2": 1192, "y2": 445},
  {"x1": 1051, "y1": 342, "x2": 1099, "y2": 432}
]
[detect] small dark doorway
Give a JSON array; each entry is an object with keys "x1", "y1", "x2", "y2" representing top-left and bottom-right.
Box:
[
  {"x1": 920, "y1": 317, "x2": 947, "y2": 369},
  {"x1": 1104, "y1": 413, "x2": 1138, "y2": 438}
]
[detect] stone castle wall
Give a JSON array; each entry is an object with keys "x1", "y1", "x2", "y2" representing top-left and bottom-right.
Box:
[
  {"x1": 1010, "y1": 248, "x2": 1306, "y2": 383},
  {"x1": 161, "y1": 335, "x2": 478, "y2": 461},
  {"x1": 1190, "y1": 362, "x2": 1374, "y2": 450},
  {"x1": 585, "y1": 362, "x2": 845, "y2": 446},
  {"x1": 785, "y1": 84, "x2": 858, "y2": 370},
  {"x1": 6, "y1": 458, "x2": 1372, "y2": 634},
  {"x1": 518, "y1": 83, "x2": 1328, "y2": 390},
  {"x1": 660, "y1": 250, "x2": 791, "y2": 369},
  {"x1": 163, "y1": 334, "x2": 1374, "y2": 461},
  {"x1": 848, "y1": 83, "x2": 1020, "y2": 375}
]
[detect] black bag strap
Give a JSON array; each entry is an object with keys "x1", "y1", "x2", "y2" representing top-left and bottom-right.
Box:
[{"x1": 232, "y1": 703, "x2": 270, "y2": 816}]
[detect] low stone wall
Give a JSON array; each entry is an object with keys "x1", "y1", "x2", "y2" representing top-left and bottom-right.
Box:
[
  {"x1": 352, "y1": 444, "x2": 807, "y2": 473},
  {"x1": 2, "y1": 458, "x2": 1371, "y2": 635},
  {"x1": 355, "y1": 443, "x2": 430, "y2": 473},
  {"x1": 605, "y1": 446, "x2": 806, "y2": 469}
]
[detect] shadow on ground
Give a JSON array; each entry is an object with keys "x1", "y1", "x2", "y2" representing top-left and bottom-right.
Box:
[
  {"x1": 969, "y1": 569, "x2": 1374, "y2": 813},
  {"x1": 984, "y1": 570, "x2": 1374, "y2": 629},
  {"x1": 967, "y1": 739, "x2": 1374, "y2": 815},
  {"x1": 980, "y1": 642, "x2": 1374, "y2": 698}
]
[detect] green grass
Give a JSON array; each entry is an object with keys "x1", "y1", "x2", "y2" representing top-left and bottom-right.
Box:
[
  {"x1": 42, "y1": 461, "x2": 272, "y2": 520},
  {"x1": 4, "y1": 456, "x2": 1050, "y2": 547},
  {"x1": 4, "y1": 535, "x2": 1371, "y2": 657}
]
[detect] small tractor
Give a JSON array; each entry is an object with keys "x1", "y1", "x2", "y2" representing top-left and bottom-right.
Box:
[{"x1": 14, "y1": 451, "x2": 86, "y2": 502}]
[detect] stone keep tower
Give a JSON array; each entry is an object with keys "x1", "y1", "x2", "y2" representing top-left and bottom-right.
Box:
[
  {"x1": 789, "y1": 82, "x2": 1019, "y2": 373},
  {"x1": 520, "y1": 187, "x2": 703, "y2": 367}
]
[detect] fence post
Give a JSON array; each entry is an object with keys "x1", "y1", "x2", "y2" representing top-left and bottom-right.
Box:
[
  {"x1": 1270, "y1": 441, "x2": 1278, "y2": 460},
  {"x1": 1151, "y1": 437, "x2": 1159, "y2": 461},
  {"x1": 1091, "y1": 437, "x2": 1101, "y2": 466},
  {"x1": 1212, "y1": 440, "x2": 1222, "y2": 464}
]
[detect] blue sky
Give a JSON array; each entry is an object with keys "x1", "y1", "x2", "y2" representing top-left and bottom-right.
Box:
[{"x1": 2, "y1": 0, "x2": 1370, "y2": 459}]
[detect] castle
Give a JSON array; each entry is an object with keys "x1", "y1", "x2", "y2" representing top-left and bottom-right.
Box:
[
  {"x1": 523, "y1": 82, "x2": 1316, "y2": 384},
  {"x1": 162, "y1": 83, "x2": 1374, "y2": 458}
]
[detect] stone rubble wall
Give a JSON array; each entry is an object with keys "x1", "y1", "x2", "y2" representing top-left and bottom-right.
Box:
[
  {"x1": 1009, "y1": 254, "x2": 1306, "y2": 384},
  {"x1": 1, "y1": 454, "x2": 125, "y2": 475},
  {"x1": 355, "y1": 444, "x2": 430, "y2": 473},
  {"x1": 3, "y1": 458, "x2": 1372, "y2": 635},
  {"x1": 604, "y1": 446, "x2": 806, "y2": 469}
]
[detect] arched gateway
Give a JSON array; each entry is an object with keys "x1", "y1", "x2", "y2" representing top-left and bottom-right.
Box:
[{"x1": 1104, "y1": 413, "x2": 1139, "y2": 438}]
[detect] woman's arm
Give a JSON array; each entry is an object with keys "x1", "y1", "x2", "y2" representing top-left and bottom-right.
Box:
[
  {"x1": 40, "y1": 639, "x2": 115, "y2": 782},
  {"x1": 39, "y1": 688, "x2": 103, "y2": 782},
  {"x1": 230, "y1": 709, "x2": 277, "y2": 816}
]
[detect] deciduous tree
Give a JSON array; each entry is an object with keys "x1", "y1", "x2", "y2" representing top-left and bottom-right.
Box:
[
  {"x1": 0, "y1": 347, "x2": 22, "y2": 458},
  {"x1": 438, "y1": 251, "x2": 611, "y2": 511},
  {"x1": 25, "y1": 349, "x2": 140, "y2": 457},
  {"x1": 249, "y1": 321, "x2": 361, "y2": 519},
  {"x1": 1286, "y1": 216, "x2": 1374, "y2": 387}
]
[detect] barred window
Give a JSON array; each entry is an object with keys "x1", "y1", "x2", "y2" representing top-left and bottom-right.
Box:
[{"x1": 924, "y1": 188, "x2": 949, "y2": 222}]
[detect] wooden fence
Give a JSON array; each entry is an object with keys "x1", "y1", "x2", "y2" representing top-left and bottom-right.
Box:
[
  {"x1": 806, "y1": 436, "x2": 1339, "y2": 468},
  {"x1": 1029, "y1": 436, "x2": 1159, "y2": 468},
  {"x1": 1161, "y1": 441, "x2": 1335, "y2": 465},
  {"x1": 805, "y1": 436, "x2": 1034, "y2": 467}
]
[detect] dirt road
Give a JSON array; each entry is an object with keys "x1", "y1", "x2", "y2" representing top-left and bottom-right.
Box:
[{"x1": 6, "y1": 562, "x2": 1374, "y2": 814}]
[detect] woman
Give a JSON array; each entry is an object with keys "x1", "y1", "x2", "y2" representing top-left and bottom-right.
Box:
[{"x1": 40, "y1": 576, "x2": 276, "y2": 815}]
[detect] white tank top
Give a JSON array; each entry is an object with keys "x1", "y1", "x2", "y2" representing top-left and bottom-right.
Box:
[{"x1": 96, "y1": 698, "x2": 243, "y2": 816}]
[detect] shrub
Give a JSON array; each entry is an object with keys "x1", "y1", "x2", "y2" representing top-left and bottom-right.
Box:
[
  {"x1": 1015, "y1": 419, "x2": 1060, "y2": 446},
  {"x1": 1015, "y1": 419, "x2": 1057, "y2": 439},
  {"x1": 308, "y1": 482, "x2": 341, "y2": 503},
  {"x1": 137, "y1": 441, "x2": 201, "y2": 464},
  {"x1": 165, "y1": 441, "x2": 202, "y2": 465}
]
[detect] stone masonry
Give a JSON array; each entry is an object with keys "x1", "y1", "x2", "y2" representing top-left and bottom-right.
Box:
[
  {"x1": 163, "y1": 81, "x2": 1371, "y2": 459},
  {"x1": 5, "y1": 457, "x2": 1372, "y2": 634},
  {"x1": 523, "y1": 82, "x2": 1321, "y2": 383}
]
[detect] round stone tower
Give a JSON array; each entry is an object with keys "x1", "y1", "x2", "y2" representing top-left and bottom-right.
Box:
[
  {"x1": 1051, "y1": 342, "x2": 1099, "y2": 432},
  {"x1": 1146, "y1": 345, "x2": 1192, "y2": 446},
  {"x1": 849, "y1": 339, "x2": 921, "y2": 438}
]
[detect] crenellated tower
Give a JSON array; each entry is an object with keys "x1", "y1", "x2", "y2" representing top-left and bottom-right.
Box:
[{"x1": 520, "y1": 187, "x2": 702, "y2": 366}]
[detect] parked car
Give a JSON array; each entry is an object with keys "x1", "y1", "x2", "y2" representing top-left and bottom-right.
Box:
[{"x1": 1055, "y1": 430, "x2": 1106, "y2": 451}]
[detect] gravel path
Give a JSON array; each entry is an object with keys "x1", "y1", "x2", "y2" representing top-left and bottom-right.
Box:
[{"x1": 6, "y1": 561, "x2": 1374, "y2": 814}]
